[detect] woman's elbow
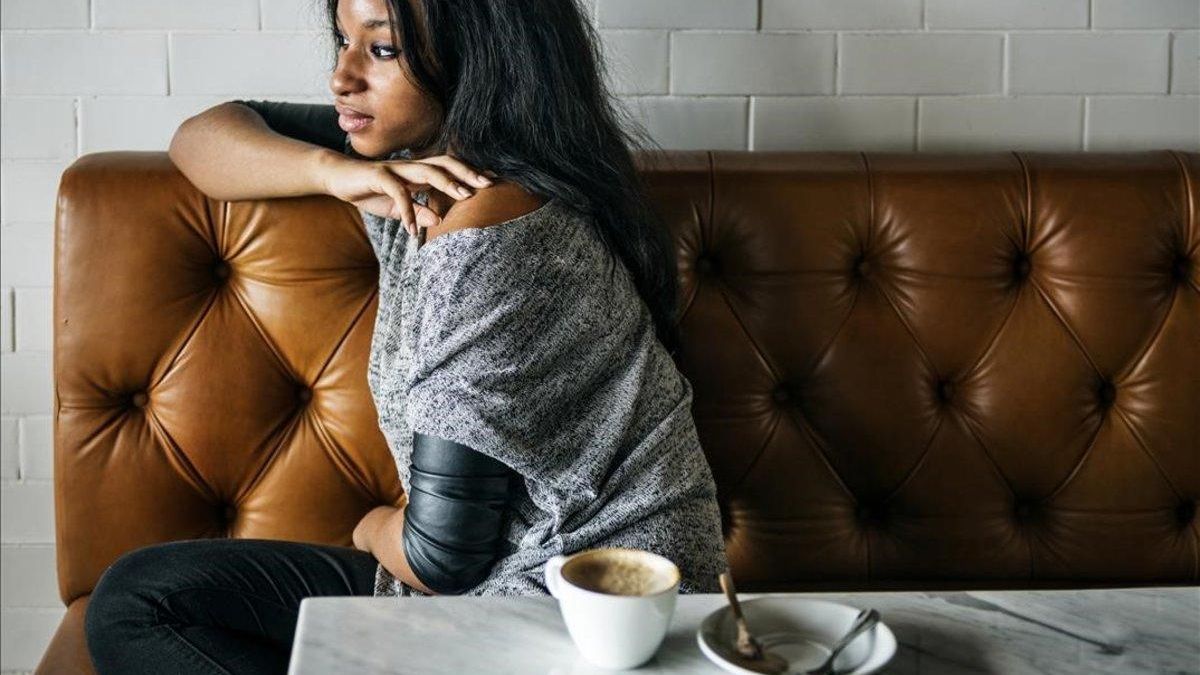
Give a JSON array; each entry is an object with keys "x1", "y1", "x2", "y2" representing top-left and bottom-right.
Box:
[
  {"x1": 424, "y1": 563, "x2": 495, "y2": 596},
  {"x1": 403, "y1": 526, "x2": 498, "y2": 595}
]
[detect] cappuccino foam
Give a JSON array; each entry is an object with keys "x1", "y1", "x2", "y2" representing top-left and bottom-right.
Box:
[{"x1": 563, "y1": 550, "x2": 678, "y2": 596}]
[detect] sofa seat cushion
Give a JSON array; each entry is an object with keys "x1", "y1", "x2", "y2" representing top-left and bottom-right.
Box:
[{"x1": 35, "y1": 594, "x2": 95, "y2": 675}]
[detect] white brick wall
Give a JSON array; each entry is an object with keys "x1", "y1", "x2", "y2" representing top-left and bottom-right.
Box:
[{"x1": 1, "y1": 0, "x2": 1197, "y2": 671}]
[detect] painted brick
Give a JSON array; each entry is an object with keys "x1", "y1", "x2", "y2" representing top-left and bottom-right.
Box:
[
  {"x1": 1010, "y1": 32, "x2": 1170, "y2": 94},
  {"x1": 753, "y1": 96, "x2": 915, "y2": 150},
  {"x1": 763, "y1": 0, "x2": 921, "y2": 29},
  {"x1": 841, "y1": 33, "x2": 1003, "y2": 94},
  {"x1": 920, "y1": 96, "x2": 1084, "y2": 150},
  {"x1": 599, "y1": 0, "x2": 757, "y2": 29},
  {"x1": 671, "y1": 32, "x2": 835, "y2": 95}
]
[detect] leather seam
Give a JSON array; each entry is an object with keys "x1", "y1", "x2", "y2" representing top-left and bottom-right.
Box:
[{"x1": 880, "y1": 414, "x2": 946, "y2": 505}]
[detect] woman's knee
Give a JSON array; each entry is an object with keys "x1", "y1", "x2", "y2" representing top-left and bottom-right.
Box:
[
  {"x1": 86, "y1": 541, "x2": 196, "y2": 640},
  {"x1": 86, "y1": 544, "x2": 162, "y2": 667},
  {"x1": 89, "y1": 546, "x2": 153, "y2": 616}
]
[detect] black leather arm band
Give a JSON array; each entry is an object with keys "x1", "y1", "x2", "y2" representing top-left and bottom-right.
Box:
[
  {"x1": 401, "y1": 432, "x2": 513, "y2": 594},
  {"x1": 228, "y1": 100, "x2": 347, "y2": 153}
]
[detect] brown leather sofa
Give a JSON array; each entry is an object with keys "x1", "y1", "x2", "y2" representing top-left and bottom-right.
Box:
[{"x1": 40, "y1": 149, "x2": 1198, "y2": 672}]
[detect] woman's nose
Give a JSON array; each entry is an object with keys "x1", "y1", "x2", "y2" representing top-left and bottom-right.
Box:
[{"x1": 329, "y1": 55, "x2": 365, "y2": 96}]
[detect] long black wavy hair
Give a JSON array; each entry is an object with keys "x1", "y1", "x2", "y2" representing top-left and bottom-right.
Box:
[{"x1": 322, "y1": 0, "x2": 681, "y2": 357}]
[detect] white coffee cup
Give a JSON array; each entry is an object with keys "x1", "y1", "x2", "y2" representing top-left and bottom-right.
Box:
[{"x1": 544, "y1": 547, "x2": 681, "y2": 669}]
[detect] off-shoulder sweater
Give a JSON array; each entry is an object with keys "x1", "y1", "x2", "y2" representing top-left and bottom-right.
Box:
[
  {"x1": 363, "y1": 177, "x2": 729, "y2": 597},
  {"x1": 230, "y1": 100, "x2": 730, "y2": 597}
]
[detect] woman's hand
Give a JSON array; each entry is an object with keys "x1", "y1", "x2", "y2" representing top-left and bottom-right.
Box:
[{"x1": 319, "y1": 153, "x2": 494, "y2": 237}]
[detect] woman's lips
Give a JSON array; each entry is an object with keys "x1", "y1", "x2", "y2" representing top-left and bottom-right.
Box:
[{"x1": 338, "y1": 112, "x2": 374, "y2": 133}]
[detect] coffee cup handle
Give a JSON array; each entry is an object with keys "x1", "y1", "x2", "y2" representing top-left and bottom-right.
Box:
[{"x1": 544, "y1": 554, "x2": 568, "y2": 598}]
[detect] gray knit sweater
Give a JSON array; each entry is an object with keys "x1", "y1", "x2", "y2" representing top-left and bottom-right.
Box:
[{"x1": 360, "y1": 161, "x2": 728, "y2": 597}]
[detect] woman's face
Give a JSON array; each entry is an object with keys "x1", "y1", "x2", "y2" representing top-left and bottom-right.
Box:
[{"x1": 329, "y1": 0, "x2": 441, "y2": 159}]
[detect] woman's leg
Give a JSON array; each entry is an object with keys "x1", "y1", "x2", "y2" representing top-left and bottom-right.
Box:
[{"x1": 84, "y1": 537, "x2": 378, "y2": 675}]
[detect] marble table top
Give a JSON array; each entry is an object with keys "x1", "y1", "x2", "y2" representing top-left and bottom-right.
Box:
[{"x1": 287, "y1": 586, "x2": 1199, "y2": 674}]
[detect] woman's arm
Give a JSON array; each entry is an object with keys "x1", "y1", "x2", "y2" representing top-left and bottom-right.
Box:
[
  {"x1": 168, "y1": 100, "x2": 345, "y2": 202},
  {"x1": 354, "y1": 432, "x2": 513, "y2": 595},
  {"x1": 354, "y1": 503, "x2": 439, "y2": 595},
  {"x1": 400, "y1": 432, "x2": 514, "y2": 594}
]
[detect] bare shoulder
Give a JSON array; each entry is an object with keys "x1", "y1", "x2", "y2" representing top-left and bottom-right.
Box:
[{"x1": 424, "y1": 180, "x2": 548, "y2": 246}]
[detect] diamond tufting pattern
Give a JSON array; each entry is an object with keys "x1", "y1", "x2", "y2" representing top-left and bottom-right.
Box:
[
  {"x1": 52, "y1": 150, "x2": 1198, "y2": 614},
  {"x1": 640, "y1": 149, "x2": 1198, "y2": 589}
]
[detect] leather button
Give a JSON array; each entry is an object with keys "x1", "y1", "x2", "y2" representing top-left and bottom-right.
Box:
[
  {"x1": 855, "y1": 504, "x2": 871, "y2": 522},
  {"x1": 220, "y1": 504, "x2": 237, "y2": 523},
  {"x1": 695, "y1": 256, "x2": 715, "y2": 275},
  {"x1": 130, "y1": 392, "x2": 148, "y2": 408},
  {"x1": 1014, "y1": 500, "x2": 1036, "y2": 521},
  {"x1": 1013, "y1": 253, "x2": 1031, "y2": 280},
  {"x1": 1097, "y1": 380, "x2": 1116, "y2": 407},
  {"x1": 936, "y1": 379, "x2": 953, "y2": 402},
  {"x1": 213, "y1": 261, "x2": 231, "y2": 280},
  {"x1": 855, "y1": 257, "x2": 871, "y2": 277},
  {"x1": 772, "y1": 385, "x2": 790, "y2": 404},
  {"x1": 855, "y1": 502, "x2": 884, "y2": 525},
  {"x1": 1177, "y1": 500, "x2": 1196, "y2": 526},
  {"x1": 297, "y1": 386, "x2": 312, "y2": 403},
  {"x1": 1171, "y1": 254, "x2": 1190, "y2": 281}
]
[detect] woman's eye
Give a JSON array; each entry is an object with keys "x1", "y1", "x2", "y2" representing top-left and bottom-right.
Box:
[{"x1": 332, "y1": 31, "x2": 398, "y2": 59}]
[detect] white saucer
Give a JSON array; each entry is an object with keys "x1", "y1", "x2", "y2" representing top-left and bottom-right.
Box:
[{"x1": 696, "y1": 597, "x2": 896, "y2": 675}]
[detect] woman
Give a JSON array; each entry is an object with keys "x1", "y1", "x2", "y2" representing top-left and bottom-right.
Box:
[{"x1": 84, "y1": 0, "x2": 729, "y2": 672}]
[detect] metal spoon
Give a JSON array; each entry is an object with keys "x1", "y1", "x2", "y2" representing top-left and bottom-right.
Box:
[
  {"x1": 717, "y1": 569, "x2": 789, "y2": 674},
  {"x1": 805, "y1": 608, "x2": 881, "y2": 675}
]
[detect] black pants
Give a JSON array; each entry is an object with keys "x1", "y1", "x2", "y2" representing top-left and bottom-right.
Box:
[{"x1": 84, "y1": 537, "x2": 379, "y2": 674}]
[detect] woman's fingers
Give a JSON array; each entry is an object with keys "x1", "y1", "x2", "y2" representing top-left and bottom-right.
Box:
[
  {"x1": 373, "y1": 169, "x2": 451, "y2": 236},
  {"x1": 416, "y1": 155, "x2": 493, "y2": 188},
  {"x1": 375, "y1": 169, "x2": 417, "y2": 234},
  {"x1": 418, "y1": 164, "x2": 474, "y2": 201},
  {"x1": 414, "y1": 203, "x2": 441, "y2": 232},
  {"x1": 387, "y1": 160, "x2": 478, "y2": 203},
  {"x1": 371, "y1": 156, "x2": 502, "y2": 237}
]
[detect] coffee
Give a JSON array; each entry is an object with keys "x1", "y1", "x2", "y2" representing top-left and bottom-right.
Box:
[
  {"x1": 562, "y1": 548, "x2": 680, "y2": 596},
  {"x1": 545, "y1": 547, "x2": 682, "y2": 669}
]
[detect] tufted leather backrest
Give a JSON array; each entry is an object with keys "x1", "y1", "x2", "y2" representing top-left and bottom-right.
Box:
[{"x1": 54, "y1": 150, "x2": 1198, "y2": 604}]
